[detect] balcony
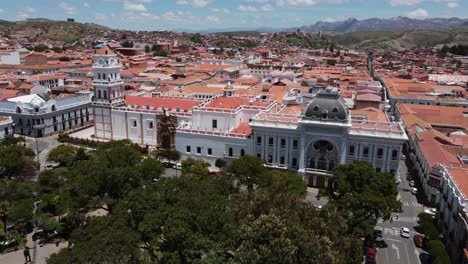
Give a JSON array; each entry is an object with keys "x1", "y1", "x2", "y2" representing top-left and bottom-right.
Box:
[{"x1": 304, "y1": 168, "x2": 333, "y2": 177}]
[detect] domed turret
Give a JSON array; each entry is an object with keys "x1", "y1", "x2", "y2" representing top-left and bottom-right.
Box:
[
  {"x1": 303, "y1": 87, "x2": 348, "y2": 122},
  {"x1": 223, "y1": 81, "x2": 235, "y2": 97}
]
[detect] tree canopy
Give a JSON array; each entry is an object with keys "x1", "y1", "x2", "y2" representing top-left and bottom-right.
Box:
[{"x1": 320, "y1": 160, "x2": 401, "y2": 236}]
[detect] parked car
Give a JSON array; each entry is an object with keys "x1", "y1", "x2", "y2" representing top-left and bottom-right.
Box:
[
  {"x1": 32, "y1": 230, "x2": 58, "y2": 244},
  {"x1": 419, "y1": 252, "x2": 433, "y2": 264},
  {"x1": 409, "y1": 180, "x2": 415, "y2": 187},
  {"x1": 0, "y1": 238, "x2": 19, "y2": 252},
  {"x1": 401, "y1": 154, "x2": 406, "y2": 160},
  {"x1": 400, "y1": 227, "x2": 410, "y2": 238},
  {"x1": 411, "y1": 187, "x2": 418, "y2": 195},
  {"x1": 414, "y1": 234, "x2": 428, "y2": 248},
  {"x1": 173, "y1": 163, "x2": 182, "y2": 170},
  {"x1": 424, "y1": 208, "x2": 436, "y2": 217}
]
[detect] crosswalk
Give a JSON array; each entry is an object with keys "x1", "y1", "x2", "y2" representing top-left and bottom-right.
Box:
[
  {"x1": 401, "y1": 201, "x2": 422, "y2": 207},
  {"x1": 393, "y1": 216, "x2": 419, "y2": 223},
  {"x1": 377, "y1": 216, "x2": 419, "y2": 224}
]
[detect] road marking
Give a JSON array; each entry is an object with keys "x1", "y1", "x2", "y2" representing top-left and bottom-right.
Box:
[
  {"x1": 392, "y1": 244, "x2": 400, "y2": 260},
  {"x1": 404, "y1": 243, "x2": 411, "y2": 264},
  {"x1": 384, "y1": 228, "x2": 395, "y2": 236},
  {"x1": 385, "y1": 238, "x2": 402, "y2": 243}
]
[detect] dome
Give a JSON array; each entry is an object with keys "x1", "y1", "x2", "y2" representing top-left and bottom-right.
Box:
[
  {"x1": 303, "y1": 88, "x2": 349, "y2": 121},
  {"x1": 224, "y1": 81, "x2": 234, "y2": 91}
]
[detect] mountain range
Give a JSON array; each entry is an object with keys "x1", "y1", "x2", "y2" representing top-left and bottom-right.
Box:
[{"x1": 294, "y1": 17, "x2": 468, "y2": 33}]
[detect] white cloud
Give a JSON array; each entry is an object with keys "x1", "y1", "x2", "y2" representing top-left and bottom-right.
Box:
[
  {"x1": 238, "y1": 4, "x2": 273, "y2": 12},
  {"x1": 324, "y1": 18, "x2": 336, "y2": 22},
  {"x1": 260, "y1": 4, "x2": 274, "y2": 11},
  {"x1": 206, "y1": 16, "x2": 220, "y2": 23},
  {"x1": 389, "y1": 0, "x2": 422, "y2": 6},
  {"x1": 84, "y1": 2, "x2": 90, "y2": 8},
  {"x1": 276, "y1": 0, "x2": 348, "y2": 6},
  {"x1": 95, "y1": 13, "x2": 108, "y2": 20},
  {"x1": 175, "y1": 0, "x2": 214, "y2": 7},
  {"x1": 0, "y1": 9, "x2": 4, "y2": 13},
  {"x1": 123, "y1": 1, "x2": 147, "y2": 12},
  {"x1": 433, "y1": 0, "x2": 459, "y2": 8},
  {"x1": 238, "y1": 5, "x2": 258, "y2": 12},
  {"x1": 16, "y1": 6, "x2": 35, "y2": 18},
  {"x1": 59, "y1": 2, "x2": 76, "y2": 15},
  {"x1": 210, "y1": 8, "x2": 230, "y2": 13},
  {"x1": 405, "y1": 8, "x2": 429, "y2": 18}
]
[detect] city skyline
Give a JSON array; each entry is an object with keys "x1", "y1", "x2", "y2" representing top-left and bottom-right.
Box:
[{"x1": 0, "y1": 0, "x2": 466, "y2": 30}]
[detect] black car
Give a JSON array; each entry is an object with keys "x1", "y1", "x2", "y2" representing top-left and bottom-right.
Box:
[
  {"x1": 419, "y1": 253, "x2": 433, "y2": 264},
  {"x1": 0, "y1": 238, "x2": 19, "y2": 252}
]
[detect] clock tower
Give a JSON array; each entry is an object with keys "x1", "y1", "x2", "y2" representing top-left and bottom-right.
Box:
[{"x1": 93, "y1": 45, "x2": 124, "y2": 139}]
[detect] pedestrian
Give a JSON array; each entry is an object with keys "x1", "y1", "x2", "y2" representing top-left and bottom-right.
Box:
[
  {"x1": 23, "y1": 246, "x2": 31, "y2": 263},
  {"x1": 54, "y1": 238, "x2": 61, "y2": 247},
  {"x1": 396, "y1": 214, "x2": 399, "y2": 220}
]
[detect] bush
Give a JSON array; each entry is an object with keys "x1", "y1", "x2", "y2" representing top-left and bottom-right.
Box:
[
  {"x1": 427, "y1": 240, "x2": 450, "y2": 264},
  {"x1": 418, "y1": 212, "x2": 440, "y2": 240}
]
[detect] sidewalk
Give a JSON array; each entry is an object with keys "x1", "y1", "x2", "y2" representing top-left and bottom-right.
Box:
[{"x1": 0, "y1": 235, "x2": 68, "y2": 264}]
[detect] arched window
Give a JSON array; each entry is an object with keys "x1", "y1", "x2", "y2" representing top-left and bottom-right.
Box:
[
  {"x1": 51, "y1": 105, "x2": 56, "y2": 111},
  {"x1": 103, "y1": 90, "x2": 107, "y2": 99},
  {"x1": 16, "y1": 107, "x2": 21, "y2": 113},
  {"x1": 313, "y1": 105, "x2": 319, "y2": 111},
  {"x1": 98, "y1": 73, "x2": 101, "y2": 80},
  {"x1": 309, "y1": 158, "x2": 315, "y2": 168},
  {"x1": 317, "y1": 156, "x2": 327, "y2": 170}
]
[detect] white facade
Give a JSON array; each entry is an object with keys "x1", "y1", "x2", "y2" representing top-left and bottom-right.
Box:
[
  {"x1": 0, "y1": 93, "x2": 93, "y2": 137},
  {"x1": 0, "y1": 116, "x2": 14, "y2": 140},
  {"x1": 93, "y1": 46, "x2": 125, "y2": 140},
  {"x1": 0, "y1": 51, "x2": 20, "y2": 65},
  {"x1": 437, "y1": 165, "x2": 468, "y2": 264}
]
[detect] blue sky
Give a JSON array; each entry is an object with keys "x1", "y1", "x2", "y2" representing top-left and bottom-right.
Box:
[{"x1": 0, "y1": 0, "x2": 466, "y2": 30}]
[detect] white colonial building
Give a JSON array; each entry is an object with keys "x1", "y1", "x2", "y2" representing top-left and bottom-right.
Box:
[
  {"x1": 90, "y1": 46, "x2": 407, "y2": 187},
  {"x1": 250, "y1": 89, "x2": 407, "y2": 187},
  {"x1": 0, "y1": 116, "x2": 14, "y2": 140},
  {"x1": 0, "y1": 93, "x2": 93, "y2": 137}
]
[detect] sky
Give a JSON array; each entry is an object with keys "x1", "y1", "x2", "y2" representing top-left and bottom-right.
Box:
[{"x1": 0, "y1": 0, "x2": 466, "y2": 30}]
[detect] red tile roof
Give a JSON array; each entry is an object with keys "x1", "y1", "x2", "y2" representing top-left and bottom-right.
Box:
[
  {"x1": 205, "y1": 97, "x2": 268, "y2": 109},
  {"x1": 125, "y1": 96, "x2": 201, "y2": 112},
  {"x1": 230, "y1": 122, "x2": 252, "y2": 135}
]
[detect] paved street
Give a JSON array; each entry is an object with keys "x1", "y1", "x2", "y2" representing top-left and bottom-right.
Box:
[
  {"x1": 375, "y1": 159, "x2": 426, "y2": 264},
  {"x1": 24, "y1": 135, "x2": 60, "y2": 172}
]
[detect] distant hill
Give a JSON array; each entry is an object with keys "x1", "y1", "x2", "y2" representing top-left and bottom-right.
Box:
[
  {"x1": 329, "y1": 27, "x2": 468, "y2": 50},
  {"x1": 296, "y1": 17, "x2": 468, "y2": 33},
  {"x1": 2, "y1": 20, "x2": 111, "y2": 43}
]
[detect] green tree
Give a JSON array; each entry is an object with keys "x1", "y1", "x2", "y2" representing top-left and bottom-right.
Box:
[
  {"x1": 258, "y1": 170, "x2": 307, "y2": 198},
  {"x1": 0, "y1": 200, "x2": 11, "y2": 234},
  {"x1": 139, "y1": 158, "x2": 164, "y2": 182},
  {"x1": 47, "y1": 216, "x2": 141, "y2": 264},
  {"x1": 181, "y1": 157, "x2": 210, "y2": 177},
  {"x1": 48, "y1": 145, "x2": 77, "y2": 167},
  {"x1": 320, "y1": 161, "x2": 401, "y2": 236},
  {"x1": 0, "y1": 144, "x2": 36, "y2": 179},
  {"x1": 215, "y1": 159, "x2": 227, "y2": 171},
  {"x1": 227, "y1": 155, "x2": 265, "y2": 192}
]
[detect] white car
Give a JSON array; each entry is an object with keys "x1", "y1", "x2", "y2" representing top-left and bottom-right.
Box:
[
  {"x1": 411, "y1": 187, "x2": 418, "y2": 195},
  {"x1": 424, "y1": 208, "x2": 436, "y2": 216},
  {"x1": 173, "y1": 163, "x2": 182, "y2": 170},
  {"x1": 400, "y1": 227, "x2": 410, "y2": 238},
  {"x1": 401, "y1": 154, "x2": 406, "y2": 160}
]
